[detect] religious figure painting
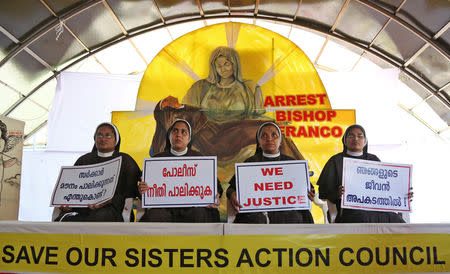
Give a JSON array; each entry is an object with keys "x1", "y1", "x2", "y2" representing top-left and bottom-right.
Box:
[{"x1": 149, "y1": 47, "x2": 304, "y2": 183}]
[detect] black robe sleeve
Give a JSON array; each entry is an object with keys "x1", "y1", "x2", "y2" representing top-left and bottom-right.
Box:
[{"x1": 317, "y1": 154, "x2": 341, "y2": 204}]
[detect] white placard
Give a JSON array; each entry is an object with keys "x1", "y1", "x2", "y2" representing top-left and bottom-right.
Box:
[
  {"x1": 50, "y1": 157, "x2": 122, "y2": 207},
  {"x1": 341, "y1": 158, "x2": 412, "y2": 212},
  {"x1": 142, "y1": 156, "x2": 217, "y2": 208},
  {"x1": 235, "y1": 160, "x2": 311, "y2": 213}
]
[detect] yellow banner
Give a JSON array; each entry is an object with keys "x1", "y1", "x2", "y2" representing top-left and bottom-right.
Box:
[{"x1": 1, "y1": 233, "x2": 448, "y2": 273}]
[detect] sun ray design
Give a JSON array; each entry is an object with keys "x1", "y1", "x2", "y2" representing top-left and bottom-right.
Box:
[
  {"x1": 258, "y1": 45, "x2": 297, "y2": 86},
  {"x1": 161, "y1": 48, "x2": 200, "y2": 82},
  {"x1": 225, "y1": 22, "x2": 240, "y2": 49}
]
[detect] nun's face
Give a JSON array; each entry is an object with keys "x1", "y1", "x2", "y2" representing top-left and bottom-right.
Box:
[
  {"x1": 345, "y1": 127, "x2": 365, "y2": 153},
  {"x1": 95, "y1": 126, "x2": 116, "y2": 153},
  {"x1": 259, "y1": 125, "x2": 281, "y2": 154},
  {"x1": 170, "y1": 121, "x2": 190, "y2": 152}
]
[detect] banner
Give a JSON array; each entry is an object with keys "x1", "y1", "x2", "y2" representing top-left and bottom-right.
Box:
[
  {"x1": 235, "y1": 160, "x2": 311, "y2": 212},
  {"x1": 50, "y1": 157, "x2": 122, "y2": 207},
  {"x1": 342, "y1": 158, "x2": 412, "y2": 212},
  {"x1": 142, "y1": 156, "x2": 217, "y2": 207},
  {"x1": 0, "y1": 222, "x2": 449, "y2": 273},
  {"x1": 112, "y1": 22, "x2": 356, "y2": 222},
  {"x1": 0, "y1": 115, "x2": 24, "y2": 220}
]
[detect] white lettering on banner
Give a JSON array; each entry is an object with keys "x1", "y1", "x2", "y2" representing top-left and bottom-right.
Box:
[
  {"x1": 50, "y1": 157, "x2": 122, "y2": 207},
  {"x1": 235, "y1": 160, "x2": 311, "y2": 213},
  {"x1": 341, "y1": 158, "x2": 412, "y2": 212},
  {"x1": 142, "y1": 156, "x2": 217, "y2": 208}
]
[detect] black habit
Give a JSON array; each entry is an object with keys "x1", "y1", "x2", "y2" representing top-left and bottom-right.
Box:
[
  {"x1": 139, "y1": 149, "x2": 223, "y2": 223},
  {"x1": 227, "y1": 153, "x2": 314, "y2": 224}
]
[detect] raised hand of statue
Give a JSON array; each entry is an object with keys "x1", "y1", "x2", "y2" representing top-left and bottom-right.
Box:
[{"x1": 161, "y1": 96, "x2": 182, "y2": 109}]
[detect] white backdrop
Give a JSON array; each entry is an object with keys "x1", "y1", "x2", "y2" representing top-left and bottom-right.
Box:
[
  {"x1": 46, "y1": 71, "x2": 141, "y2": 152},
  {"x1": 19, "y1": 70, "x2": 450, "y2": 223}
]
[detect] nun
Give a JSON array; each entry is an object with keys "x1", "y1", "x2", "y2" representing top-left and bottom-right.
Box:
[
  {"x1": 54, "y1": 122, "x2": 141, "y2": 222},
  {"x1": 227, "y1": 122, "x2": 315, "y2": 224},
  {"x1": 139, "y1": 119, "x2": 223, "y2": 222},
  {"x1": 317, "y1": 124, "x2": 412, "y2": 223}
]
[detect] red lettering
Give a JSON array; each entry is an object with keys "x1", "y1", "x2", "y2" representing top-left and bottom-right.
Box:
[
  {"x1": 254, "y1": 183, "x2": 264, "y2": 191},
  {"x1": 296, "y1": 94, "x2": 306, "y2": 105},
  {"x1": 315, "y1": 111, "x2": 326, "y2": 121},
  {"x1": 298, "y1": 126, "x2": 307, "y2": 137},
  {"x1": 264, "y1": 94, "x2": 328, "y2": 108},
  {"x1": 303, "y1": 111, "x2": 314, "y2": 121},
  {"x1": 276, "y1": 111, "x2": 286, "y2": 121},
  {"x1": 320, "y1": 126, "x2": 331, "y2": 137},
  {"x1": 265, "y1": 183, "x2": 274, "y2": 191},
  {"x1": 274, "y1": 182, "x2": 283, "y2": 190},
  {"x1": 286, "y1": 126, "x2": 295, "y2": 137},
  {"x1": 293, "y1": 111, "x2": 301, "y2": 121},
  {"x1": 273, "y1": 197, "x2": 281, "y2": 205},
  {"x1": 261, "y1": 168, "x2": 274, "y2": 176},
  {"x1": 286, "y1": 95, "x2": 295, "y2": 106},
  {"x1": 327, "y1": 110, "x2": 337, "y2": 121},
  {"x1": 275, "y1": 96, "x2": 285, "y2": 106},
  {"x1": 263, "y1": 197, "x2": 272, "y2": 206},
  {"x1": 284, "y1": 181, "x2": 293, "y2": 189},
  {"x1": 317, "y1": 94, "x2": 326, "y2": 105},
  {"x1": 331, "y1": 126, "x2": 343, "y2": 137},
  {"x1": 307, "y1": 94, "x2": 316, "y2": 105},
  {"x1": 264, "y1": 96, "x2": 275, "y2": 107},
  {"x1": 288, "y1": 196, "x2": 296, "y2": 204},
  {"x1": 275, "y1": 167, "x2": 283, "y2": 175},
  {"x1": 298, "y1": 195, "x2": 306, "y2": 204},
  {"x1": 308, "y1": 126, "x2": 319, "y2": 137}
]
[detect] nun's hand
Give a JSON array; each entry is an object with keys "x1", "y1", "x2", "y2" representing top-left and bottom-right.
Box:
[
  {"x1": 139, "y1": 181, "x2": 149, "y2": 195},
  {"x1": 307, "y1": 188, "x2": 315, "y2": 201},
  {"x1": 207, "y1": 193, "x2": 221, "y2": 209},
  {"x1": 161, "y1": 96, "x2": 182, "y2": 109},
  {"x1": 88, "y1": 200, "x2": 110, "y2": 210},
  {"x1": 338, "y1": 185, "x2": 345, "y2": 196},
  {"x1": 407, "y1": 187, "x2": 414, "y2": 202},
  {"x1": 229, "y1": 191, "x2": 242, "y2": 213},
  {"x1": 59, "y1": 205, "x2": 71, "y2": 212}
]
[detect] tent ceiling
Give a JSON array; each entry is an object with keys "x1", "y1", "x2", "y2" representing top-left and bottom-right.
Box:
[{"x1": 0, "y1": 0, "x2": 449, "y2": 139}]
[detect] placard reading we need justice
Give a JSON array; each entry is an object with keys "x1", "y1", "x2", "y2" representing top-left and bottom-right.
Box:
[{"x1": 235, "y1": 160, "x2": 311, "y2": 212}]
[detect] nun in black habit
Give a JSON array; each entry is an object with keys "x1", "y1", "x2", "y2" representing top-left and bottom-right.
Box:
[
  {"x1": 139, "y1": 119, "x2": 223, "y2": 223},
  {"x1": 317, "y1": 124, "x2": 409, "y2": 223},
  {"x1": 54, "y1": 122, "x2": 141, "y2": 222},
  {"x1": 227, "y1": 122, "x2": 315, "y2": 224}
]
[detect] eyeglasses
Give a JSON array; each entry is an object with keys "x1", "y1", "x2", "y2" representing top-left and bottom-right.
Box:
[
  {"x1": 347, "y1": 134, "x2": 364, "y2": 139},
  {"x1": 96, "y1": 134, "x2": 114, "y2": 139}
]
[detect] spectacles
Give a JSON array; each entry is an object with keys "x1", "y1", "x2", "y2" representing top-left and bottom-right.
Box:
[
  {"x1": 96, "y1": 134, "x2": 114, "y2": 139},
  {"x1": 347, "y1": 134, "x2": 364, "y2": 139}
]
